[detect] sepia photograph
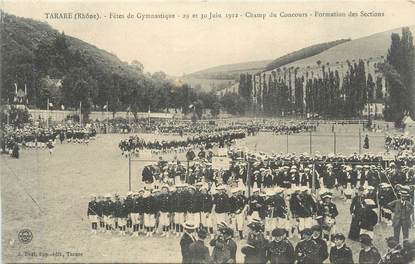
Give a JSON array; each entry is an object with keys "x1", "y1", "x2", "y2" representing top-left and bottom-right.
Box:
[{"x1": 1, "y1": 0, "x2": 415, "y2": 263}]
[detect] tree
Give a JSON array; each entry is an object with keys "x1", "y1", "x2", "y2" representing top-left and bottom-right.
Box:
[
  {"x1": 130, "y1": 60, "x2": 144, "y2": 73},
  {"x1": 193, "y1": 99, "x2": 204, "y2": 119},
  {"x1": 375, "y1": 76, "x2": 383, "y2": 100},
  {"x1": 382, "y1": 27, "x2": 415, "y2": 125},
  {"x1": 367, "y1": 73, "x2": 375, "y2": 102},
  {"x1": 62, "y1": 67, "x2": 98, "y2": 120},
  {"x1": 219, "y1": 92, "x2": 247, "y2": 115},
  {"x1": 211, "y1": 102, "x2": 221, "y2": 117},
  {"x1": 378, "y1": 63, "x2": 407, "y2": 126}
]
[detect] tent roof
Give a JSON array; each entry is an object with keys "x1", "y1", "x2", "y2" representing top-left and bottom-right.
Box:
[{"x1": 403, "y1": 115, "x2": 415, "y2": 124}]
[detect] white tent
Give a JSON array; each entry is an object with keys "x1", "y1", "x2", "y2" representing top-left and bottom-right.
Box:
[{"x1": 403, "y1": 115, "x2": 415, "y2": 135}]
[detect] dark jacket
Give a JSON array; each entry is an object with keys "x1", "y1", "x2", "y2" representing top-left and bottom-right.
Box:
[
  {"x1": 181, "y1": 232, "x2": 196, "y2": 264},
  {"x1": 360, "y1": 207, "x2": 378, "y2": 231},
  {"x1": 358, "y1": 247, "x2": 381, "y2": 264},
  {"x1": 212, "y1": 244, "x2": 232, "y2": 264},
  {"x1": 241, "y1": 233, "x2": 268, "y2": 264},
  {"x1": 295, "y1": 239, "x2": 320, "y2": 264},
  {"x1": 314, "y1": 237, "x2": 329, "y2": 263},
  {"x1": 329, "y1": 244, "x2": 354, "y2": 264},
  {"x1": 213, "y1": 193, "x2": 230, "y2": 213},
  {"x1": 210, "y1": 237, "x2": 237, "y2": 262},
  {"x1": 387, "y1": 200, "x2": 413, "y2": 228},
  {"x1": 267, "y1": 239, "x2": 295, "y2": 264},
  {"x1": 382, "y1": 246, "x2": 404, "y2": 264},
  {"x1": 87, "y1": 201, "x2": 98, "y2": 216},
  {"x1": 188, "y1": 240, "x2": 210, "y2": 264}
]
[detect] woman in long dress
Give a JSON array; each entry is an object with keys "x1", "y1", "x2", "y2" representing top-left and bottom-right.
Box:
[{"x1": 348, "y1": 187, "x2": 365, "y2": 241}]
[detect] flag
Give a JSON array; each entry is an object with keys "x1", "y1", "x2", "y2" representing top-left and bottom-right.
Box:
[
  {"x1": 49, "y1": 102, "x2": 54, "y2": 107},
  {"x1": 103, "y1": 105, "x2": 108, "y2": 110},
  {"x1": 61, "y1": 105, "x2": 65, "y2": 110}
]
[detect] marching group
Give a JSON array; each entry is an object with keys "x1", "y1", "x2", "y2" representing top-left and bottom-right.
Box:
[
  {"x1": 92, "y1": 119, "x2": 318, "y2": 137},
  {"x1": 385, "y1": 135, "x2": 414, "y2": 151},
  {"x1": 118, "y1": 131, "x2": 246, "y2": 157},
  {"x1": 1, "y1": 124, "x2": 97, "y2": 158},
  {"x1": 87, "y1": 146, "x2": 415, "y2": 263}
]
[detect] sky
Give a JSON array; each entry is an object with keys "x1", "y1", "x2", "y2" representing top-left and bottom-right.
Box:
[{"x1": 3, "y1": 0, "x2": 415, "y2": 76}]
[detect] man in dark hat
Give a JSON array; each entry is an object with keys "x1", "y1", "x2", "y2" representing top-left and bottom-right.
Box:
[
  {"x1": 387, "y1": 190, "x2": 414, "y2": 241},
  {"x1": 382, "y1": 236, "x2": 404, "y2": 264},
  {"x1": 329, "y1": 233, "x2": 354, "y2": 264},
  {"x1": 311, "y1": 225, "x2": 328, "y2": 263},
  {"x1": 180, "y1": 221, "x2": 197, "y2": 264},
  {"x1": 267, "y1": 228, "x2": 294, "y2": 264},
  {"x1": 158, "y1": 185, "x2": 172, "y2": 237},
  {"x1": 188, "y1": 229, "x2": 210, "y2": 264},
  {"x1": 294, "y1": 228, "x2": 319, "y2": 264},
  {"x1": 222, "y1": 227, "x2": 237, "y2": 263},
  {"x1": 358, "y1": 234, "x2": 381, "y2": 264},
  {"x1": 11, "y1": 141, "x2": 19, "y2": 159},
  {"x1": 229, "y1": 187, "x2": 248, "y2": 239},
  {"x1": 212, "y1": 185, "x2": 230, "y2": 227},
  {"x1": 87, "y1": 194, "x2": 99, "y2": 234},
  {"x1": 241, "y1": 218, "x2": 268, "y2": 264},
  {"x1": 379, "y1": 183, "x2": 395, "y2": 225},
  {"x1": 349, "y1": 186, "x2": 365, "y2": 241},
  {"x1": 211, "y1": 233, "x2": 232, "y2": 264},
  {"x1": 210, "y1": 224, "x2": 237, "y2": 263}
]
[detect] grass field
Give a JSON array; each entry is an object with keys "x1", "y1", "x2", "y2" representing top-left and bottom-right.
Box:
[{"x1": 1, "y1": 127, "x2": 411, "y2": 263}]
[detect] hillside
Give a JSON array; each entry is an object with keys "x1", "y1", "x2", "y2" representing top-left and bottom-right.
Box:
[
  {"x1": 280, "y1": 25, "x2": 415, "y2": 70},
  {"x1": 263, "y1": 39, "x2": 350, "y2": 71},
  {"x1": 1, "y1": 13, "x2": 198, "y2": 116},
  {"x1": 188, "y1": 60, "x2": 271, "y2": 78},
  {"x1": 1, "y1": 13, "x2": 139, "y2": 77},
  {"x1": 184, "y1": 39, "x2": 350, "y2": 91}
]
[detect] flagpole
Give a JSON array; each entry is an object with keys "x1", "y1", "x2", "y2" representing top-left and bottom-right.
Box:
[
  {"x1": 25, "y1": 84, "x2": 28, "y2": 105},
  {"x1": 128, "y1": 106, "x2": 131, "y2": 129},
  {"x1": 106, "y1": 101, "x2": 109, "y2": 134},
  {"x1": 148, "y1": 105, "x2": 150, "y2": 127},
  {"x1": 80, "y1": 101, "x2": 82, "y2": 126},
  {"x1": 47, "y1": 98, "x2": 49, "y2": 128}
]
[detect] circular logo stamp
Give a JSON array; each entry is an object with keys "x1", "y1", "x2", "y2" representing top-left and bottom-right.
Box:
[{"x1": 18, "y1": 229, "x2": 33, "y2": 244}]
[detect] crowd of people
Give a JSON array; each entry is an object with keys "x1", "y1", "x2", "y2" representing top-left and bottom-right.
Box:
[
  {"x1": 1, "y1": 124, "x2": 97, "y2": 158},
  {"x1": 177, "y1": 219, "x2": 415, "y2": 264},
  {"x1": 385, "y1": 135, "x2": 414, "y2": 151},
  {"x1": 87, "y1": 145, "x2": 415, "y2": 263},
  {"x1": 152, "y1": 120, "x2": 318, "y2": 136},
  {"x1": 118, "y1": 131, "x2": 246, "y2": 156},
  {"x1": 86, "y1": 119, "x2": 319, "y2": 137}
]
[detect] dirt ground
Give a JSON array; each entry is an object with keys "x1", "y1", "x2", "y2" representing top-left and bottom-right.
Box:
[{"x1": 1, "y1": 128, "x2": 411, "y2": 263}]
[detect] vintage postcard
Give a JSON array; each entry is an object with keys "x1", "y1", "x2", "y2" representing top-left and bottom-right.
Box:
[{"x1": 1, "y1": 0, "x2": 415, "y2": 263}]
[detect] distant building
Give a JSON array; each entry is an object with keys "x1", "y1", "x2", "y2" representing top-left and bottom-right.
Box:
[{"x1": 362, "y1": 102, "x2": 385, "y2": 118}]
